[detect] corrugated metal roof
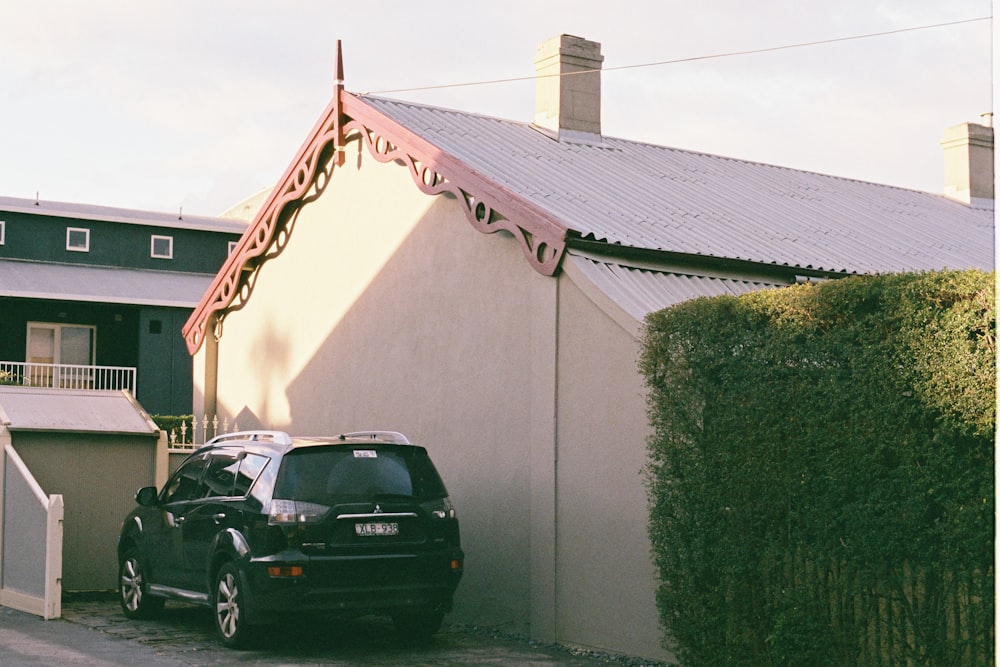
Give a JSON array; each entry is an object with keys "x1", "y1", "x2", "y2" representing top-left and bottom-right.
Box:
[
  {"x1": 567, "y1": 253, "x2": 785, "y2": 321},
  {"x1": 0, "y1": 259, "x2": 214, "y2": 307},
  {"x1": 360, "y1": 96, "x2": 994, "y2": 275},
  {"x1": 0, "y1": 386, "x2": 158, "y2": 435},
  {"x1": 0, "y1": 196, "x2": 247, "y2": 234}
]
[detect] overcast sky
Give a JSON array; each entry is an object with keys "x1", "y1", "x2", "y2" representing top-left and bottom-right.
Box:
[{"x1": 0, "y1": 1, "x2": 992, "y2": 217}]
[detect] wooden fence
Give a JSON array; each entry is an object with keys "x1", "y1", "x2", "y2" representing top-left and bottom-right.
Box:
[{"x1": 758, "y1": 548, "x2": 993, "y2": 666}]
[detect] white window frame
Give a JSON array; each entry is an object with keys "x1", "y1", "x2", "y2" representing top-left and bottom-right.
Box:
[
  {"x1": 66, "y1": 227, "x2": 90, "y2": 252},
  {"x1": 26, "y1": 322, "x2": 97, "y2": 365},
  {"x1": 228, "y1": 240, "x2": 238, "y2": 254},
  {"x1": 0, "y1": 220, "x2": 5, "y2": 245},
  {"x1": 151, "y1": 235, "x2": 174, "y2": 259}
]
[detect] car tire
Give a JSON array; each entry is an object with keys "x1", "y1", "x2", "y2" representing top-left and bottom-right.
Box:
[
  {"x1": 118, "y1": 549, "x2": 164, "y2": 619},
  {"x1": 214, "y1": 562, "x2": 253, "y2": 648},
  {"x1": 392, "y1": 609, "x2": 444, "y2": 639}
]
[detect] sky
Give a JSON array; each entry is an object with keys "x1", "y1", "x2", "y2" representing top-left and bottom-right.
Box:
[{"x1": 0, "y1": 1, "x2": 993, "y2": 218}]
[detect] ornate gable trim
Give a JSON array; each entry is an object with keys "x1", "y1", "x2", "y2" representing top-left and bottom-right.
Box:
[
  {"x1": 183, "y1": 90, "x2": 568, "y2": 355},
  {"x1": 340, "y1": 95, "x2": 568, "y2": 273}
]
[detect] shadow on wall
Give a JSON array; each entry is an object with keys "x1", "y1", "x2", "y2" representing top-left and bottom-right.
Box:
[{"x1": 279, "y1": 194, "x2": 537, "y2": 632}]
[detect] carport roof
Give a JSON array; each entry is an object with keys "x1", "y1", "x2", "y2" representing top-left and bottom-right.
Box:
[{"x1": 0, "y1": 387, "x2": 159, "y2": 436}]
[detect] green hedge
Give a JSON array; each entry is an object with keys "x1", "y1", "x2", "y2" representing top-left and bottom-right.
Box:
[
  {"x1": 150, "y1": 414, "x2": 193, "y2": 438},
  {"x1": 640, "y1": 270, "x2": 994, "y2": 666}
]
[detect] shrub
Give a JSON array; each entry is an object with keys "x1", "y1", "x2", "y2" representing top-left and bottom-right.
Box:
[
  {"x1": 641, "y1": 270, "x2": 994, "y2": 666},
  {"x1": 150, "y1": 414, "x2": 194, "y2": 438}
]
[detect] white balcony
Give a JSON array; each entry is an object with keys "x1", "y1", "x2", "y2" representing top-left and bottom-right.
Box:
[{"x1": 0, "y1": 361, "x2": 136, "y2": 395}]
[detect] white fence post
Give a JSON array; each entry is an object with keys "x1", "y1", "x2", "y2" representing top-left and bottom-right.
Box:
[
  {"x1": 43, "y1": 494, "x2": 63, "y2": 620},
  {"x1": 0, "y1": 443, "x2": 64, "y2": 619}
]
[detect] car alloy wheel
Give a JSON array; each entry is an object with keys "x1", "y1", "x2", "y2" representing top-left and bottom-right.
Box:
[
  {"x1": 214, "y1": 562, "x2": 250, "y2": 647},
  {"x1": 118, "y1": 549, "x2": 163, "y2": 619}
]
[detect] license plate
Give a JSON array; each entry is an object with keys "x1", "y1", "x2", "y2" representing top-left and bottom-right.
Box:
[{"x1": 355, "y1": 521, "x2": 399, "y2": 537}]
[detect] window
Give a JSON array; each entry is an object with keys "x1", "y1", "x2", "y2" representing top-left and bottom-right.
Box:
[
  {"x1": 151, "y1": 235, "x2": 173, "y2": 259},
  {"x1": 234, "y1": 454, "x2": 269, "y2": 497},
  {"x1": 25, "y1": 322, "x2": 96, "y2": 388},
  {"x1": 66, "y1": 227, "x2": 90, "y2": 252},
  {"x1": 162, "y1": 455, "x2": 210, "y2": 504},
  {"x1": 228, "y1": 240, "x2": 238, "y2": 254},
  {"x1": 27, "y1": 323, "x2": 95, "y2": 366},
  {"x1": 200, "y1": 454, "x2": 240, "y2": 498},
  {"x1": 274, "y1": 447, "x2": 447, "y2": 504},
  {"x1": 0, "y1": 220, "x2": 5, "y2": 245}
]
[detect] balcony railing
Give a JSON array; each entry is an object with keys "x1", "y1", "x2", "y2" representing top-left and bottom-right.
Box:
[{"x1": 0, "y1": 361, "x2": 136, "y2": 395}]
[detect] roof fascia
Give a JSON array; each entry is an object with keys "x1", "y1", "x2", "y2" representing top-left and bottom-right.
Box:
[
  {"x1": 566, "y1": 236, "x2": 856, "y2": 284},
  {"x1": 183, "y1": 89, "x2": 571, "y2": 355},
  {"x1": 182, "y1": 89, "x2": 348, "y2": 355},
  {"x1": 340, "y1": 95, "x2": 569, "y2": 273}
]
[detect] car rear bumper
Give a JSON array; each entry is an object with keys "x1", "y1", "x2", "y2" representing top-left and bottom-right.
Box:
[{"x1": 241, "y1": 549, "x2": 463, "y2": 622}]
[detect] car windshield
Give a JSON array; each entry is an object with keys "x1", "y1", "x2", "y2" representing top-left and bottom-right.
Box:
[{"x1": 273, "y1": 445, "x2": 448, "y2": 504}]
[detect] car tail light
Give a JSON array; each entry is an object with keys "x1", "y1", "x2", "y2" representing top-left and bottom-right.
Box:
[
  {"x1": 267, "y1": 565, "x2": 304, "y2": 578},
  {"x1": 267, "y1": 499, "x2": 331, "y2": 525},
  {"x1": 422, "y1": 497, "x2": 456, "y2": 520}
]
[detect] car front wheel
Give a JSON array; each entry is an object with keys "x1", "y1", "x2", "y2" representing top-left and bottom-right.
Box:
[
  {"x1": 214, "y1": 562, "x2": 253, "y2": 648},
  {"x1": 118, "y1": 549, "x2": 164, "y2": 619}
]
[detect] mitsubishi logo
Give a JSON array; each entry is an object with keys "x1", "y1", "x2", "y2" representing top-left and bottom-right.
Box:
[{"x1": 373, "y1": 504, "x2": 383, "y2": 514}]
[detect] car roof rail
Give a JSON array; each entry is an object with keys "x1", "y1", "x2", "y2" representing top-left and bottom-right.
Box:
[
  {"x1": 207, "y1": 430, "x2": 293, "y2": 446},
  {"x1": 337, "y1": 431, "x2": 411, "y2": 445}
]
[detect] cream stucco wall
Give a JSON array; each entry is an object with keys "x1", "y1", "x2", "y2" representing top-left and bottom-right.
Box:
[
  {"x1": 554, "y1": 274, "x2": 671, "y2": 662},
  {"x1": 197, "y1": 139, "x2": 555, "y2": 633},
  {"x1": 193, "y1": 133, "x2": 668, "y2": 660}
]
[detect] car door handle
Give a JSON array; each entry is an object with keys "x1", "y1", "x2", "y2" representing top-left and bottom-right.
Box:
[{"x1": 213, "y1": 513, "x2": 226, "y2": 524}]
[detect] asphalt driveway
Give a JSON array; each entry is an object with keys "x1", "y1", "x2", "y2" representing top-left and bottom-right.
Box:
[{"x1": 0, "y1": 595, "x2": 669, "y2": 667}]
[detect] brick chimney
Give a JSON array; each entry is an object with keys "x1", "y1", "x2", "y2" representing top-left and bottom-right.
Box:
[
  {"x1": 534, "y1": 35, "x2": 603, "y2": 142},
  {"x1": 940, "y1": 119, "x2": 994, "y2": 207}
]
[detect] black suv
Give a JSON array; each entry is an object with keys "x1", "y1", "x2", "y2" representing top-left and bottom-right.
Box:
[{"x1": 117, "y1": 430, "x2": 463, "y2": 647}]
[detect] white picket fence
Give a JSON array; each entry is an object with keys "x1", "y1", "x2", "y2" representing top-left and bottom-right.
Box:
[{"x1": 166, "y1": 415, "x2": 240, "y2": 450}]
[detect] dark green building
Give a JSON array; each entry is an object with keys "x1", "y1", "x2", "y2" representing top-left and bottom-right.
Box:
[{"x1": 0, "y1": 196, "x2": 245, "y2": 415}]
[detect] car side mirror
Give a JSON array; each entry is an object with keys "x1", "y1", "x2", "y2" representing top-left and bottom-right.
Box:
[{"x1": 135, "y1": 486, "x2": 159, "y2": 507}]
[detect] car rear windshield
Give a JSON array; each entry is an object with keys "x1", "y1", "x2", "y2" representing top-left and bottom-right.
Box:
[{"x1": 273, "y1": 445, "x2": 449, "y2": 504}]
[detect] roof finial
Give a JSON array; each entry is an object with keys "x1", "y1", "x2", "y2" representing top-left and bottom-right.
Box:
[
  {"x1": 333, "y1": 39, "x2": 346, "y2": 167},
  {"x1": 334, "y1": 39, "x2": 344, "y2": 92}
]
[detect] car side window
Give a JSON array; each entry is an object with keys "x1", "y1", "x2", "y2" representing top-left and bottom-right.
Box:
[
  {"x1": 162, "y1": 454, "x2": 210, "y2": 503},
  {"x1": 200, "y1": 453, "x2": 240, "y2": 498},
  {"x1": 234, "y1": 453, "x2": 269, "y2": 498}
]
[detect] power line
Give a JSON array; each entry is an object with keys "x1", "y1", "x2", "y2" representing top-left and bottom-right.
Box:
[{"x1": 365, "y1": 16, "x2": 991, "y2": 95}]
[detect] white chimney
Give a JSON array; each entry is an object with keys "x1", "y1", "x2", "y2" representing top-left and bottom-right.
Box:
[
  {"x1": 534, "y1": 35, "x2": 603, "y2": 142},
  {"x1": 940, "y1": 121, "x2": 994, "y2": 207}
]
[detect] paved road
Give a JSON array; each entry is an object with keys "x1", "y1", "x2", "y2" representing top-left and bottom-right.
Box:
[{"x1": 0, "y1": 595, "x2": 667, "y2": 666}]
